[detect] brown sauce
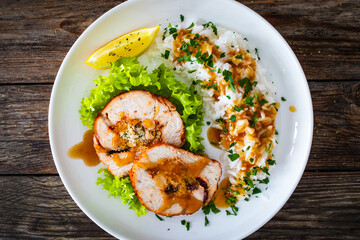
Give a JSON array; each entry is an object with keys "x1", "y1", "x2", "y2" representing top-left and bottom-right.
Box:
[
  {"x1": 214, "y1": 177, "x2": 232, "y2": 208},
  {"x1": 68, "y1": 130, "x2": 100, "y2": 166},
  {"x1": 112, "y1": 150, "x2": 136, "y2": 167},
  {"x1": 289, "y1": 106, "x2": 297, "y2": 112},
  {"x1": 143, "y1": 118, "x2": 155, "y2": 128},
  {"x1": 138, "y1": 157, "x2": 210, "y2": 215},
  {"x1": 207, "y1": 127, "x2": 223, "y2": 148}
]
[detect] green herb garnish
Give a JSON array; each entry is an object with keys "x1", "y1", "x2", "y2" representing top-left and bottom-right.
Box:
[
  {"x1": 202, "y1": 201, "x2": 221, "y2": 215},
  {"x1": 243, "y1": 96, "x2": 255, "y2": 107},
  {"x1": 161, "y1": 50, "x2": 170, "y2": 59},
  {"x1": 155, "y1": 214, "x2": 164, "y2": 221},
  {"x1": 234, "y1": 105, "x2": 244, "y2": 112},
  {"x1": 186, "y1": 22, "x2": 194, "y2": 29},
  {"x1": 267, "y1": 159, "x2": 276, "y2": 165},
  {"x1": 205, "y1": 216, "x2": 209, "y2": 226},
  {"x1": 181, "y1": 220, "x2": 190, "y2": 231},
  {"x1": 253, "y1": 187, "x2": 261, "y2": 194},
  {"x1": 228, "y1": 153, "x2": 240, "y2": 161},
  {"x1": 180, "y1": 14, "x2": 184, "y2": 22}
]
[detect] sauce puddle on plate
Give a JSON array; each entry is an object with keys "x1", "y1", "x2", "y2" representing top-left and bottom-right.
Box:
[
  {"x1": 68, "y1": 130, "x2": 100, "y2": 166},
  {"x1": 289, "y1": 106, "x2": 297, "y2": 112},
  {"x1": 207, "y1": 127, "x2": 223, "y2": 148},
  {"x1": 214, "y1": 177, "x2": 237, "y2": 208}
]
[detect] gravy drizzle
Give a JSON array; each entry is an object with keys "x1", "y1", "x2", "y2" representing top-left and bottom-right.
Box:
[
  {"x1": 68, "y1": 130, "x2": 100, "y2": 166},
  {"x1": 138, "y1": 157, "x2": 210, "y2": 215},
  {"x1": 214, "y1": 177, "x2": 233, "y2": 208}
]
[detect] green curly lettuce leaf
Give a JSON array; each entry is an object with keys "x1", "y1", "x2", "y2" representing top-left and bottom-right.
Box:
[
  {"x1": 80, "y1": 57, "x2": 204, "y2": 153},
  {"x1": 96, "y1": 168, "x2": 147, "y2": 216}
]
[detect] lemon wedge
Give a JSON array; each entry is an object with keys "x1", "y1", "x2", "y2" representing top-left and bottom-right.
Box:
[{"x1": 85, "y1": 25, "x2": 160, "y2": 69}]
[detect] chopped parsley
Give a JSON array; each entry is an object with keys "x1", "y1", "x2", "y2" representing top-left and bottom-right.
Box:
[
  {"x1": 255, "y1": 48, "x2": 260, "y2": 60},
  {"x1": 202, "y1": 200, "x2": 221, "y2": 215},
  {"x1": 243, "y1": 96, "x2": 255, "y2": 107},
  {"x1": 281, "y1": 97, "x2": 287, "y2": 101},
  {"x1": 222, "y1": 70, "x2": 233, "y2": 82},
  {"x1": 267, "y1": 159, "x2": 276, "y2": 165},
  {"x1": 249, "y1": 157, "x2": 254, "y2": 163},
  {"x1": 228, "y1": 153, "x2": 240, "y2": 161},
  {"x1": 235, "y1": 54, "x2": 243, "y2": 59},
  {"x1": 259, "y1": 98, "x2": 268, "y2": 106},
  {"x1": 169, "y1": 27, "x2": 177, "y2": 35},
  {"x1": 181, "y1": 220, "x2": 190, "y2": 231},
  {"x1": 252, "y1": 187, "x2": 261, "y2": 194},
  {"x1": 275, "y1": 129, "x2": 279, "y2": 135},
  {"x1": 265, "y1": 142, "x2": 272, "y2": 154},
  {"x1": 202, "y1": 21, "x2": 218, "y2": 35},
  {"x1": 186, "y1": 22, "x2": 194, "y2": 29},
  {"x1": 259, "y1": 177, "x2": 269, "y2": 184},
  {"x1": 215, "y1": 118, "x2": 224, "y2": 124},
  {"x1": 180, "y1": 14, "x2": 184, "y2": 22},
  {"x1": 253, "y1": 114, "x2": 259, "y2": 123},
  {"x1": 181, "y1": 41, "x2": 188, "y2": 51},
  {"x1": 155, "y1": 214, "x2": 164, "y2": 221},
  {"x1": 206, "y1": 121, "x2": 211, "y2": 126},
  {"x1": 188, "y1": 69, "x2": 196, "y2": 73},
  {"x1": 229, "y1": 142, "x2": 237, "y2": 148},
  {"x1": 230, "y1": 115, "x2": 236, "y2": 122},
  {"x1": 220, "y1": 52, "x2": 226, "y2": 58},
  {"x1": 229, "y1": 80, "x2": 236, "y2": 92},
  {"x1": 243, "y1": 177, "x2": 254, "y2": 188},
  {"x1": 226, "y1": 95, "x2": 231, "y2": 99},
  {"x1": 238, "y1": 77, "x2": 253, "y2": 96},
  {"x1": 161, "y1": 50, "x2": 170, "y2": 59},
  {"x1": 233, "y1": 105, "x2": 244, "y2": 112},
  {"x1": 162, "y1": 27, "x2": 167, "y2": 40},
  {"x1": 226, "y1": 205, "x2": 239, "y2": 216},
  {"x1": 246, "y1": 146, "x2": 251, "y2": 151},
  {"x1": 205, "y1": 216, "x2": 209, "y2": 226}
]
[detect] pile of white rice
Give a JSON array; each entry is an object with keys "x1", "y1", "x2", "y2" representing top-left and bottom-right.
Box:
[{"x1": 139, "y1": 21, "x2": 278, "y2": 199}]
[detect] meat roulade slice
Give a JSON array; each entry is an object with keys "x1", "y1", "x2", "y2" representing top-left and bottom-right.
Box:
[
  {"x1": 130, "y1": 143, "x2": 222, "y2": 216},
  {"x1": 93, "y1": 90, "x2": 185, "y2": 177}
]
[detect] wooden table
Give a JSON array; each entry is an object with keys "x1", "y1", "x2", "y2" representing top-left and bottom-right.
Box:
[{"x1": 1, "y1": 0, "x2": 359, "y2": 239}]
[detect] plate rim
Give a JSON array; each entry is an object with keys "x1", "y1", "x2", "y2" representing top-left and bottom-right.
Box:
[{"x1": 48, "y1": 0, "x2": 314, "y2": 239}]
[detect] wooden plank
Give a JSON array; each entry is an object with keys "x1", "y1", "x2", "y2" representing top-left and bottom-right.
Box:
[
  {"x1": 0, "y1": 0, "x2": 122, "y2": 84},
  {"x1": 242, "y1": 0, "x2": 360, "y2": 81},
  {"x1": 0, "y1": 172, "x2": 358, "y2": 239},
  {"x1": 0, "y1": 81, "x2": 359, "y2": 174},
  {"x1": 0, "y1": 0, "x2": 359, "y2": 84}
]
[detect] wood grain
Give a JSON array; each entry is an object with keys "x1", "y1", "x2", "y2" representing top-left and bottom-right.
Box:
[
  {"x1": 0, "y1": 0, "x2": 359, "y2": 239},
  {"x1": 0, "y1": 172, "x2": 358, "y2": 239},
  {"x1": 0, "y1": 0, "x2": 359, "y2": 84},
  {"x1": 0, "y1": 81, "x2": 359, "y2": 174}
]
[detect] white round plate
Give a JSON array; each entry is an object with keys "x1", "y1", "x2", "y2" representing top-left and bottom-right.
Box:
[{"x1": 49, "y1": 0, "x2": 313, "y2": 239}]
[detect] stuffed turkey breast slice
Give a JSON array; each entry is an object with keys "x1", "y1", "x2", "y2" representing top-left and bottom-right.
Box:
[
  {"x1": 130, "y1": 143, "x2": 222, "y2": 216},
  {"x1": 94, "y1": 90, "x2": 185, "y2": 151},
  {"x1": 93, "y1": 135, "x2": 134, "y2": 177},
  {"x1": 93, "y1": 90, "x2": 185, "y2": 177}
]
